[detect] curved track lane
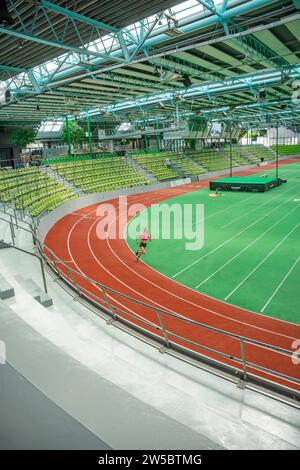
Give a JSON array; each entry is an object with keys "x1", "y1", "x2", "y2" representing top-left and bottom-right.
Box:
[{"x1": 44, "y1": 160, "x2": 300, "y2": 393}]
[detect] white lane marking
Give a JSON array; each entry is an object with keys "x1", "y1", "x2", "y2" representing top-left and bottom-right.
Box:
[
  {"x1": 172, "y1": 188, "x2": 298, "y2": 279},
  {"x1": 260, "y1": 256, "x2": 300, "y2": 313},
  {"x1": 190, "y1": 193, "x2": 255, "y2": 228},
  {"x1": 67, "y1": 195, "x2": 173, "y2": 326},
  {"x1": 65, "y1": 206, "x2": 144, "y2": 321},
  {"x1": 220, "y1": 183, "x2": 293, "y2": 229},
  {"x1": 225, "y1": 221, "x2": 300, "y2": 301},
  {"x1": 48, "y1": 182, "x2": 299, "y2": 344},
  {"x1": 97, "y1": 203, "x2": 298, "y2": 340},
  {"x1": 195, "y1": 203, "x2": 300, "y2": 289}
]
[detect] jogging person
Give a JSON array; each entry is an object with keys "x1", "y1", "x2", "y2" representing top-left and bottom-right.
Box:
[{"x1": 135, "y1": 227, "x2": 152, "y2": 260}]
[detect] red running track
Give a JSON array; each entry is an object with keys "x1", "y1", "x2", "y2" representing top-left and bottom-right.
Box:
[{"x1": 44, "y1": 159, "x2": 300, "y2": 393}]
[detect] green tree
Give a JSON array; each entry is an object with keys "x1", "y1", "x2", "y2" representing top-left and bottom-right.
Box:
[
  {"x1": 10, "y1": 127, "x2": 37, "y2": 149},
  {"x1": 61, "y1": 120, "x2": 85, "y2": 145}
]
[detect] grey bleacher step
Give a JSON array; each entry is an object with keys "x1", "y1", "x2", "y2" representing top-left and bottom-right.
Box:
[
  {"x1": 14, "y1": 275, "x2": 53, "y2": 307},
  {"x1": 38, "y1": 292, "x2": 53, "y2": 308},
  {"x1": 0, "y1": 273, "x2": 15, "y2": 300},
  {"x1": 0, "y1": 240, "x2": 11, "y2": 249}
]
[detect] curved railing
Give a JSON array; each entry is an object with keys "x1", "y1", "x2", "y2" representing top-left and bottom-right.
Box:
[{"x1": 1, "y1": 210, "x2": 299, "y2": 405}]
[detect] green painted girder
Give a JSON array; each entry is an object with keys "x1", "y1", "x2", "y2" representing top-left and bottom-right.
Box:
[
  {"x1": 212, "y1": 107, "x2": 300, "y2": 121},
  {"x1": 40, "y1": 1, "x2": 119, "y2": 33},
  {"x1": 112, "y1": 65, "x2": 182, "y2": 87},
  {"x1": 0, "y1": 65, "x2": 28, "y2": 74},
  {"x1": 292, "y1": 0, "x2": 300, "y2": 9},
  {"x1": 2, "y1": 0, "x2": 274, "y2": 101},
  {"x1": 196, "y1": 1, "x2": 288, "y2": 71},
  {"x1": 226, "y1": 26, "x2": 290, "y2": 70},
  {"x1": 0, "y1": 26, "x2": 127, "y2": 63},
  {"x1": 286, "y1": 19, "x2": 300, "y2": 41},
  {"x1": 1, "y1": 0, "x2": 298, "y2": 125},
  {"x1": 130, "y1": 12, "x2": 165, "y2": 60},
  {"x1": 220, "y1": 0, "x2": 228, "y2": 14},
  {"x1": 253, "y1": 30, "x2": 299, "y2": 65},
  {"x1": 85, "y1": 77, "x2": 162, "y2": 93},
  {"x1": 0, "y1": 121, "x2": 40, "y2": 126},
  {"x1": 151, "y1": 55, "x2": 225, "y2": 82},
  {"x1": 196, "y1": 0, "x2": 220, "y2": 16},
  {"x1": 80, "y1": 64, "x2": 300, "y2": 117}
]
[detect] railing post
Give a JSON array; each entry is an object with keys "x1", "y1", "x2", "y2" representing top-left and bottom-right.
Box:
[
  {"x1": 9, "y1": 214, "x2": 15, "y2": 236},
  {"x1": 100, "y1": 286, "x2": 117, "y2": 320},
  {"x1": 156, "y1": 310, "x2": 170, "y2": 349},
  {"x1": 9, "y1": 221, "x2": 15, "y2": 245},
  {"x1": 66, "y1": 265, "x2": 81, "y2": 297},
  {"x1": 31, "y1": 225, "x2": 36, "y2": 246},
  {"x1": 12, "y1": 211, "x2": 18, "y2": 228},
  {"x1": 239, "y1": 339, "x2": 248, "y2": 385},
  {"x1": 38, "y1": 257, "x2": 48, "y2": 294},
  {"x1": 50, "y1": 251, "x2": 60, "y2": 278}
]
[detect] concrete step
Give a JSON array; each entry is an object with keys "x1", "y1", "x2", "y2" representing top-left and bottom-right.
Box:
[
  {"x1": 38, "y1": 292, "x2": 53, "y2": 308},
  {"x1": 126, "y1": 155, "x2": 157, "y2": 183},
  {"x1": 0, "y1": 274, "x2": 15, "y2": 300},
  {"x1": 40, "y1": 166, "x2": 84, "y2": 196},
  {"x1": 14, "y1": 275, "x2": 53, "y2": 307},
  {"x1": 0, "y1": 241, "x2": 11, "y2": 249},
  {"x1": 184, "y1": 154, "x2": 207, "y2": 173}
]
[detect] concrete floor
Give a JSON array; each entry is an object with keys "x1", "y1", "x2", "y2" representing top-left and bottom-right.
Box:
[{"x1": 0, "y1": 212, "x2": 299, "y2": 450}]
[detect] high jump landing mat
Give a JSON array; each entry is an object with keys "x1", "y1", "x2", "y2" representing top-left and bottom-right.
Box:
[{"x1": 209, "y1": 176, "x2": 286, "y2": 192}]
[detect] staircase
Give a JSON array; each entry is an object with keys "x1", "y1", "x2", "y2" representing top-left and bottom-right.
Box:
[
  {"x1": 125, "y1": 155, "x2": 158, "y2": 183},
  {"x1": 40, "y1": 166, "x2": 85, "y2": 195},
  {"x1": 183, "y1": 154, "x2": 207, "y2": 174},
  {"x1": 168, "y1": 162, "x2": 187, "y2": 178},
  {"x1": 14, "y1": 274, "x2": 53, "y2": 307}
]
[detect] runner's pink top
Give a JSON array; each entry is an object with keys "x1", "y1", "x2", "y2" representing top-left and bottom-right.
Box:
[{"x1": 141, "y1": 229, "x2": 149, "y2": 241}]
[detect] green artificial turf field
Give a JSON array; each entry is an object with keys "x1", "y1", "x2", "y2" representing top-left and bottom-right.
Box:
[{"x1": 126, "y1": 162, "x2": 300, "y2": 324}]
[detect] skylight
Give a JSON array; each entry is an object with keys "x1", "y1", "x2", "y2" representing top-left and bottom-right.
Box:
[{"x1": 38, "y1": 120, "x2": 63, "y2": 133}]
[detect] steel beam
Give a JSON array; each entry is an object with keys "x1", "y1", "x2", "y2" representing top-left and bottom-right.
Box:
[
  {"x1": 0, "y1": 26, "x2": 126, "y2": 63},
  {"x1": 40, "y1": 1, "x2": 119, "y2": 33},
  {"x1": 196, "y1": 0, "x2": 221, "y2": 17},
  {"x1": 38, "y1": 8, "x2": 298, "y2": 92},
  {"x1": 81, "y1": 65, "x2": 300, "y2": 116},
  {"x1": 1, "y1": 0, "x2": 297, "y2": 123}
]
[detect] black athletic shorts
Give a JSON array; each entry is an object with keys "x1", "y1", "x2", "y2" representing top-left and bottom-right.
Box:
[{"x1": 140, "y1": 241, "x2": 147, "y2": 248}]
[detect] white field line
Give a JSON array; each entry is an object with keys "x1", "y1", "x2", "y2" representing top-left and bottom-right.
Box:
[
  {"x1": 260, "y1": 256, "x2": 300, "y2": 313},
  {"x1": 220, "y1": 179, "x2": 294, "y2": 229},
  {"x1": 195, "y1": 204, "x2": 300, "y2": 289},
  {"x1": 172, "y1": 188, "x2": 298, "y2": 279},
  {"x1": 190, "y1": 193, "x2": 254, "y2": 227},
  {"x1": 225, "y1": 221, "x2": 300, "y2": 301},
  {"x1": 102, "y1": 204, "x2": 298, "y2": 340}
]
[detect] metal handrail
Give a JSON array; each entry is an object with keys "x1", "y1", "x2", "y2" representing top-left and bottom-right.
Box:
[
  {"x1": 41, "y1": 240, "x2": 300, "y2": 390},
  {"x1": 1, "y1": 213, "x2": 299, "y2": 395},
  {"x1": 0, "y1": 217, "x2": 47, "y2": 293},
  {"x1": 0, "y1": 206, "x2": 31, "y2": 227},
  {"x1": 44, "y1": 243, "x2": 295, "y2": 357}
]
